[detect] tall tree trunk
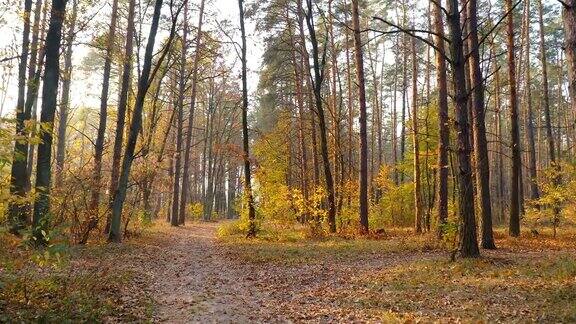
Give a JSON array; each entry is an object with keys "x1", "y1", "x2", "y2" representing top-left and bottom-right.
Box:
[
  {"x1": 523, "y1": 0, "x2": 539, "y2": 202},
  {"x1": 399, "y1": 3, "x2": 407, "y2": 183},
  {"x1": 287, "y1": 8, "x2": 309, "y2": 208},
  {"x1": 431, "y1": 0, "x2": 449, "y2": 238},
  {"x1": 351, "y1": 0, "x2": 369, "y2": 234},
  {"x1": 411, "y1": 36, "x2": 423, "y2": 234},
  {"x1": 467, "y1": 0, "x2": 496, "y2": 249},
  {"x1": 106, "y1": 0, "x2": 136, "y2": 233},
  {"x1": 538, "y1": 0, "x2": 555, "y2": 163},
  {"x1": 171, "y1": 77, "x2": 184, "y2": 226},
  {"x1": 305, "y1": 0, "x2": 337, "y2": 233},
  {"x1": 24, "y1": 0, "x2": 48, "y2": 190},
  {"x1": 109, "y1": 0, "x2": 172, "y2": 242},
  {"x1": 227, "y1": 163, "x2": 238, "y2": 219},
  {"x1": 179, "y1": 0, "x2": 205, "y2": 225},
  {"x1": 238, "y1": 0, "x2": 257, "y2": 237},
  {"x1": 495, "y1": 63, "x2": 506, "y2": 221},
  {"x1": 392, "y1": 38, "x2": 399, "y2": 186},
  {"x1": 446, "y1": 0, "x2": 480, "y2": 257},
  {"x1": 345, "y1": 7, "x2": 354, "y2": 187},
  {"x1": 171, "y1": 3, "x2": 190, "y2": 227},
  {"x1": 32, "y1": 0, "x2": 67, "y2": 241},
  {"x1": 91, "y1": 0, "x2": 120, "y2": 218},
  {"x1": 506, "y1": 0, "x2": 522, "y2": 237},
  {"x1": 562, "y1": 0, "x2": 576, "y2": 118},
  {"x1": 8, "y1": 0, "x2": 34, "y2": 232},
  {"x1": 55, "y1": 0, "x2": 78, "y2": 188}
]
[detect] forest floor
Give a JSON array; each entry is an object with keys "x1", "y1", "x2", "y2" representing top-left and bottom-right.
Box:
[{"x1": 1, "y1": 221, "x2": 576, "y2": 322}]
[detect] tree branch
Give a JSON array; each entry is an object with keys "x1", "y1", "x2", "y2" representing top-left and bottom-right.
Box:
[{"x1": 372, "y1": 16, "x2": 453, "y2": 65}]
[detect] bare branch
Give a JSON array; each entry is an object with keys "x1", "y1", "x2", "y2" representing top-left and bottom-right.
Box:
[{"x1": 372, "y1": 16, "x2": 453, "y2": 65}]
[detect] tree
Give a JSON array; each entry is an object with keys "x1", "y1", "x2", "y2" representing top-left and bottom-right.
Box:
[
  {"x1": 8, "y1": 0, "x2": 34, "y2": 233},
  {"x1": 91, "y1": 0, "x2": 120, "y2": 218},
  {"x1": 562, "y1": 0, "x2": 576, "y2": 116},
  {"x1": 238, "y1": 0, "x2": 257, "y2": 237},
  {"x1": 466, "y1": 0, "x2": 496, "y2": 249},
  {"x1": 109, "y1": 0, "x2": 180, "y2": 242},
  {"x1": 178, "y1": 0, "x2": 205, "y2": 225},
  {"x1": 351, "y1": 0, "x2": 369, "y2": 234},
  {"x1": 304, "y1": 0, "x2": 337, "y2": 233},
  {"x1": 446, "y1": 0, "x2": 479, "y2": 257},
  {"x1": 537, "y1": 0, "x2": 555, "y2": 164},
  {"x1": 523, "y1": 0, "x2": 539, "y2": 202},
  {"x1": 32, "y1": 0, "x2": 68, "y2": 241},
  {"x1": 171, "y1": 3, "x2": 188, "y2": 227},
  {"x1": 55, "y1": 0, "x2": 78, "y2": 188},
  {"x1": 106, "y1": 0, "x2": 136, "y2": 234},
  {"x1": 411, "y1": 35, "x2": 423, "y2": 234},
  {"x1": 431, "y1": 0, "x2": 449, "y2": 238},
  {"x1": 507, "y1": 0, "x2": 521, "y2": 237}
]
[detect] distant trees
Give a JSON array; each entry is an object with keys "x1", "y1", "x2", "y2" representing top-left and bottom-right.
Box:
[{"x1": 3, "y1": 0, "x2": 576, "y2": 250}]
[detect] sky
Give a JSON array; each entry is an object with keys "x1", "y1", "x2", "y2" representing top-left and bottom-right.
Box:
[{"x1": 0, "y1": 0, "x2": 264, "y2": 117}]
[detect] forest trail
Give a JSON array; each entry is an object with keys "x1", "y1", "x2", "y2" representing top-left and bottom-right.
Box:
[
  {"x1": 129, "y1": 222, "x2": 434, "y2": 323},
  {"x1": 112, "y1": 222, "x2": 576, "y2": 323},
  {"x1": 142, "y1": 223, "x2": 265, "y2": 323}
]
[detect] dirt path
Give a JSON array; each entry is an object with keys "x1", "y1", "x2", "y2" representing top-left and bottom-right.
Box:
[
  {"x1": 128, "y1": 223, "x2": 437, "y2": 323},
  {"x1": 118, "y1": 223, "x2": 575, "y2": 323},
  {"x1": 139, "y1": 223, "x2": 268, "y2": 322}
]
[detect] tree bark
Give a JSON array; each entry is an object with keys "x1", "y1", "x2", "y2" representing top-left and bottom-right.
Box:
[
  {"x1": 411, "y1": 36, "x2": 423, "y2": 234},
  {"x1": 32, "y1": 0, "x2": 67, "y2": 241},
  {"x1": 431, "y1": 0, "x2": 449, "y2": 238},
  {"x1": 446, "y1": 0, "x2": 480, "y2": 257},
  {"x1": 8, "y1": 0, "x2": 34, "y2": 232},
  {"x1": 466, "y1": 0, "x2": 496, "y2": 249},
  {"x1": 506, "y1": 0, "x2": 522, "y2": 237},
  {"x1": 106, "y1": 0, "x2": 136, "y2": 233},
  {"x1": 238, "y1": 0, "x2": 257, "y2": 237},
  {"x1": 179, "y1": 0, "x2": 205, "y2": 225},
  {"x1": 351, "y1": 0, "x2": 369, "y2": 234},
  {"x1": 91, "y1": 0, "x2": 120, "y2": 216}
]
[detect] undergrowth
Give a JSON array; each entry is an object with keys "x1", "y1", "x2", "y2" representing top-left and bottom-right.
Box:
[{"x1": 0, "y1": 226, "x2": 152, "y2": 322}]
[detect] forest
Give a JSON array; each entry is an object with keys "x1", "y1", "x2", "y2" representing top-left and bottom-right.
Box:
[{"x1": 0, "y1": 0, "x2": 575, "y2": 321}]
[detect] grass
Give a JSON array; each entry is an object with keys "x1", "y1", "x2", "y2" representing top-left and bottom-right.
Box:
[
  {"x1": 349, "y1": 252, "x2": 576, "y2": 322},
  {"x1": 218, "y1": 222, "x2": 576, "y2": 321},
  {"x1": 218, "y1": 221, "x2": 444, "y2": 264}
]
